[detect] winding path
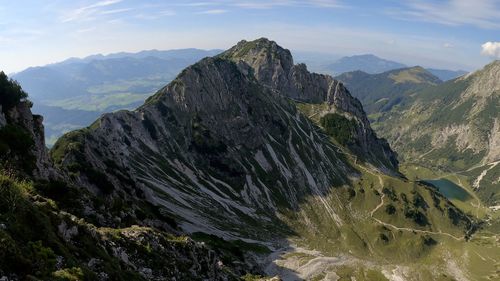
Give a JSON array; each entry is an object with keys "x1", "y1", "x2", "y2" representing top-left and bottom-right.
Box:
[{"x1": 317, "y1": 128, "x2": 467, "y2": 241}]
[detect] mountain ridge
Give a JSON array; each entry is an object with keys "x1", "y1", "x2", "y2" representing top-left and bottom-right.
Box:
[
  {"x1": 336, "y1": 66, "x2": 442, "y2": 114},
  {"x1": 12, "y1": 48, "x2": 222, "y2": 145},
  {"x1": 321, "y1": 54, "x2": 468, "y2": 81}
]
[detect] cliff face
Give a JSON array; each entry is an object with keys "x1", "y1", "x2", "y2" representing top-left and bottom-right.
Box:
[
  {"x1": 0, "y1": 100, "x2": 54, "y2": 179},
  {"x1": 1, "y1": 73, "x2": 241, "y2": 281},
  {"x1": 222, "y1": 38, "x2": 398, "y2": 172}
]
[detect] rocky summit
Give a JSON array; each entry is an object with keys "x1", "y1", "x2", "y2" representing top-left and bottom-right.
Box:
[{"x1": 51, "y1": 38, "x2": 402, "y2": 240}]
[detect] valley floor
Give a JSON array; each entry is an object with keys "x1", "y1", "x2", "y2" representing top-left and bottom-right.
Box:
[{"x1": 261, "y1": 157, "x2": 500, "y2": 281}]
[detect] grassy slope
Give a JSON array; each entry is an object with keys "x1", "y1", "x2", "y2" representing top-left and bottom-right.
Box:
[
  {"x1": 336, "y1": 67, "x2": 441, "y2": 114},
  {"x1": 285, "y1": 101, "x2": 500, "y2": 281}
]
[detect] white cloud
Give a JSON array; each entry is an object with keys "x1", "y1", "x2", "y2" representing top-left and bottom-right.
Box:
[
  {"x1": 387, "y1": 0, "x2": 500, "y2": 29},
  {"x1": 443, "y1": 43, "x2": 454, "y2": 48},
  {"x1": 481, "y1": 42, "x2": 500, "y2": 58}
]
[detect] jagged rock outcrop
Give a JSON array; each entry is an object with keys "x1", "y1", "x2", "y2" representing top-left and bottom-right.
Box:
[
  {"x1": 222, "y1": 38, "x2": 398, "y2": 171},
  {"x1": 0, "y1": 99, "x2": 54, "y2": 179},
  {"x1": 4, "y1": 101, "x2": 54, "y2": 178}
]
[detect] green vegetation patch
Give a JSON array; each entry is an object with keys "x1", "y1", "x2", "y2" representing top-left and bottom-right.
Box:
[
  {"x1": 0, "y1": 124, "x2": 36, "y2": 174},
  {"x1": 191, "y1": 232, "x2": 270, "y2": 265},
  {"x1": 0, "y1": 71, "x2": 28, "y2": 112},
  {"x1": 320, "y1": 113, "x2": 358, "y2": 146}
]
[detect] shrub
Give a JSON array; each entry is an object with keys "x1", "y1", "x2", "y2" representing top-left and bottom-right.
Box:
[
  {"x1": 0, "y1": 124, "x2": 36, "y2": 173},
  {"x1": 385, "y1": 204, "x2": 396, "y2": 215},
  {"x1": 52, "y1": 267, "x2": 85, "y2": 281},
  {"x1": 404, "y1": 208, "x2": 429, "y2": 226},
  {"x1": 0, "y1": 172, "x2": 29, "y2": 219},
  {"x1": 320, "y1": 113, "x2": 358, "y2": 145},
  {"x1": 28, "y1": 240, "x2": 57, "y2": 276},
  {"x1": 0, "y1": 71, "x2": 28, "y2": 112}
]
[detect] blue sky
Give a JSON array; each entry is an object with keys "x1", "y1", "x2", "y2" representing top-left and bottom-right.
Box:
[{"x1": 1, "y1": 0, "x2": 499, "y2": 73}]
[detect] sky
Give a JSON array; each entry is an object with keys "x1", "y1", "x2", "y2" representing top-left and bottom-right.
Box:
[{"x1": 0, "y1": 0, "x2": 499, "y2": 73}]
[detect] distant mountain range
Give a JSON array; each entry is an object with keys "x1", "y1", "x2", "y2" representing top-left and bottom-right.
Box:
[
  {"x1": 14, "y1": 48, "x2": 222, "y2": 104},
  {"x1": 426, "y1": 68, "x2": 468, "y2": 81},
  {"x1": 324, "y1": 54, "x2": 406, "y2": 75},
  {"x1": 12, "y1": 48, "x2": 222, "y2": 145},
  {"x1": 12, "y1": 50, "x2": 467, "y2": 146},
  {"x1": 336, "y1": 66, "x2": 442, "y2": 114},
  {"x1": 320, "y1": 54, "x2": 467, "y2": 81}
]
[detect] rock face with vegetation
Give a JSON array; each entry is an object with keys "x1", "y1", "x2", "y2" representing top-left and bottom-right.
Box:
[
  {"x1": 222, "y1": 39, "x2": 398, "y2": 172},
  {"x1": 0, "y1": 72, "x2": 53, "y2": 178},
  {"x1": 374, "y1": 60, "x2": 500, "y2": 206},
  {"x1": 52, "y1": 39, "x2": 404, "y2": 242},
  {"x1": 0, "y1": 72, "x2": 242, "y2": 280}
]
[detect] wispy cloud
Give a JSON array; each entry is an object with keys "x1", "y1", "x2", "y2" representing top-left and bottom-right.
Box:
[
  {"x1": 61, "y1": 0, "x2": 123, "y2": 22},
  {"x1": 101, "y1": 8, "x2": 133, "y2": 15},
  {"x1": 196, "y1": 9, "x2": 228, "y2": 14},
  {"x1": 76, "y1": 27, "x2": 97, "y2": 33},
  {"x1": 180, "y1": 2, "x2": 217, "y2": 7},
  {"x1": 386, "y1": 0, "x2": 500, "y2": 29},
  {"x1": 233, "y1": 0, "x2": 344, "y2": 9},
  {"x1": 133, "y1": 9, "x2": 176, "y2": 20}
]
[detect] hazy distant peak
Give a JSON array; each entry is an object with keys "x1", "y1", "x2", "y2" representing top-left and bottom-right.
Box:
[{"x1": 325, "y1": 54, "x2": 407, "y2": 75}]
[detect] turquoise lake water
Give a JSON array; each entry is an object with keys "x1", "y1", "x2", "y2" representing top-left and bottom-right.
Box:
[{"x1": 423, "y1": 179, "x2": 472, "y2": 201}]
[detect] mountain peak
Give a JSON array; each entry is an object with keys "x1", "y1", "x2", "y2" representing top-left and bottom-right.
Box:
[
  {"x1": 481, "y1": 59, "x2": 500, "y2": 75},
  {"x1": 326, "y1": 54, "x2": 407, "y2": 75},
  {"x1": 220, "y1": 38, "x2": 294, "y2": 71},
  {"x1": 459, "y1": 59, "x2": 500, "y2": 98}
]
